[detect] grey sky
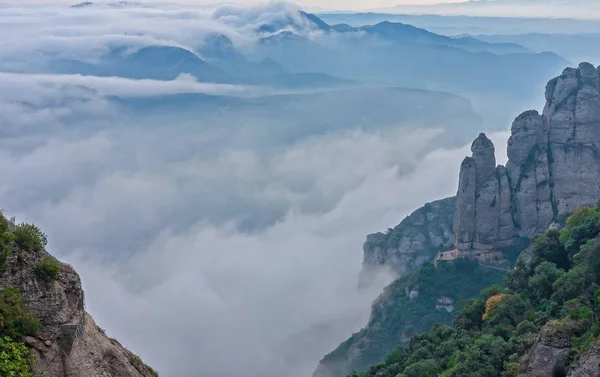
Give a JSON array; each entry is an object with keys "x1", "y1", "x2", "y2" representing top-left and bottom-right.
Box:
[{"x1": 4, "y1": 0, "x2": 599, "y2": 18}]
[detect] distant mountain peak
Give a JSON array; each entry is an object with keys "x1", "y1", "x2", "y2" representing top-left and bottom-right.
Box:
[
  {"x1": 256, "y1": 10, "x2": 331, "y2": 36},
  {"x1": 70, "y1": 1, "x2": 93, "y2": 7}
]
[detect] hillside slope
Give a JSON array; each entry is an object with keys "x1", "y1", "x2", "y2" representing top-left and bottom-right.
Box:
[
  {"x1": 347, "y1": 204, "x2": 600, "y2": 377},
  {"x1": 0, "y1": 215, "x2": 157, "y2": 377},
  {"x1": 316, "y1": 62, "x2": 600, "y2": 377}
]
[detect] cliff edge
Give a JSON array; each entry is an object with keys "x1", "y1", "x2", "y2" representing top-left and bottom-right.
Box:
[
  {"x1": 0, "y1": 216, "x2": 158, "y2": 377},
  {"x1": 318, "y1": 62, "x2": 600, "y2": 377}
]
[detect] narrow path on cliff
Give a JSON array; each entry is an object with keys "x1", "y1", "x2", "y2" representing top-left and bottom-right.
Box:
[{"x1": 479, "y1": 263, "x2": 508, "y2": 272}]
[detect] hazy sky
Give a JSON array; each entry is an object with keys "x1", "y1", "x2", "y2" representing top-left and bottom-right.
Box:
[
  {"x1": 3, "y1": 0, "x2": 469, "y2": 11},
  {"x1": 7, "y1": 0, "x2": 599, "y2": 18}
]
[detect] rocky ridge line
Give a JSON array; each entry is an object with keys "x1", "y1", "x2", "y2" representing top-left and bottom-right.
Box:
[{"x1": 363, "y1": 62, "x2": 600, "y2": 279}]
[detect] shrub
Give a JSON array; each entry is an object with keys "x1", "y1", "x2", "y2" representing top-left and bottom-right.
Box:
[
  {"x1": 0, "y1": 336, "x2": 34, "y2": 377},
  {"x1": 13, "y1": 223, "x2": 47, "y2": 252},
  {"x1": 529, "y1": 262, "x2": 565, "y2": 301},
  {"x1": 35, "y1": 257, "x2": 61, "y2": 282},
  {"x1": 483, "y1": 294, "x2": 508, "y2": 321},
  {"x1": 0, "y1": 215, "x2": 14, "y2": 273},
  {"x1": 0, "y1": 289, "x2": 40, "y2": 339},
  {"x1": 560, "y1": 207, "x2": 600, "y2": 259}
]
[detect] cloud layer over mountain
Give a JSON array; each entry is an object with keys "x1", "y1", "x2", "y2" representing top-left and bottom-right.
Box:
[
  {"x1": 0, "y1": 73, "x2": 509, "y2": 376},
  {"x1": 0, "y1": 2, "x2": 522, "y2": 376}
]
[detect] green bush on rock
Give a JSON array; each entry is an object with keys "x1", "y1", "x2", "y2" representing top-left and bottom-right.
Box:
[
  {"x1": 0, "y1": 288, "x2": 40, "y2": 340},
  {"x1": 0, "y1": 336, "x2": 34, "y2": 377},
  {"x1": 13, "y1": 223, "x2": 47, "y2": 252},
  {"x1": 35, "y1": 256, "x2": 61, "y2": 282}
]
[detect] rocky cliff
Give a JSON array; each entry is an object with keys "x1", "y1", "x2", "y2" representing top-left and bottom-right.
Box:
[
  {"x1": 454, "y1": 62, "x2": 600, "y2": 258},
  {"x1": 364, "y1": 62, "x2": 600, "y2": 276},
  {"x1": 0, "y1": 221, "x2": 158, "y2": 377},
  {"x1": 318, "y1": 62, "x2": 600, "y2": 377},
  {"x1": 359, "y1": 197, "x2": 455, "y2": 286}
]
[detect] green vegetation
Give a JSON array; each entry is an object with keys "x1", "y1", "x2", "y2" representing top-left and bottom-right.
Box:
[
  {"x1": 0, "y1": 289, "x2": 39, "y2": 375},
  {"x1": 321, "y1": 259, "x2": 505, "y2": 375},
  {"x1": 35, "y1": 256, "x2": 61, "y2": 282},
  {"x1": 13, "y1": 223, "x2": 47, "y2": 253},
  {"x1": 0, "y1": 336, "x2": 34, "y2": 377},
  {"x1": 0, "y1": 211, "x2": 51, "y2": 274},
  {"x1": 0, "y1": 216, "x2": 15, "y2": 273},
  {"x1": 349, "y1": 205, "x2": 600, "y2": 377},
  {"x1": 0, "y1": 289, "x2": 40, "y2": 340}
]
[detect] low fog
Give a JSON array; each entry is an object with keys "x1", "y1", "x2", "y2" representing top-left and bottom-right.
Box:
[
  {"x1": 0, "y1": 78, "x2": 510, "y2": 376},
  {"x1": 0, "y1": 1, "x2": 523, "y2": 376}
]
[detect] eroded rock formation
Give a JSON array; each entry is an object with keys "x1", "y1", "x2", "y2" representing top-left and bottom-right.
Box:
[
  {"x1": 454, "y1": 62, "x2": 600, "y2": 258},
  {"x1": 0, "y1": 241, "x2": 158, "y2": 377},
  {"x1": 360, "y1": 197, "x2": 455, "y2": 285}
]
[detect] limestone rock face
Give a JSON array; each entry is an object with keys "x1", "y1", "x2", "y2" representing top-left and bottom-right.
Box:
[
  {"x1": 362, "y1": 62, "x2": 600, "y2": 270},
  {"x1": 0, "y1": 246, "x2": 157, "y2": 377},
  {"x1": 545, "y1": 63, "x2": 600, "y2": 218},
  {"x1": 568, "y1": 344, "x2": 600, "y2": 377},
  {"x1": 471, "y1": 133, "x2": 497, "y2": 187},
  {"x1": 517, "y1": 323, "x2": 573, "y2": 377},
  {"x1": 454, "y1": 157, "x2": 476, "y2": 251},
  {"x1": 506, "y1": 110, "x2": 553, "y2": 236},
  {"x1": 324, "y1": 63, "x2": 600, "y2": 377},
  {"x1": 454, "y1": 62, "x2": 600, "y2": 257},
  {"x1": 360, "y1": 197, "x2": 455, "y2": 283},
  {"x1": 453, "y1": 134, "x2": 516, "y2": 254}
]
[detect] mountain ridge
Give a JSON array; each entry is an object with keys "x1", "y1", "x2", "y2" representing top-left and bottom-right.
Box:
[{"x1": 315, "y1": 61, "x2": 600, "y2": 377}]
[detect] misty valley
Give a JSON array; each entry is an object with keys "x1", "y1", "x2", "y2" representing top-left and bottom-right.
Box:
[{"x1": 1, "y1": 1, "x2": 600, "y2": 377}]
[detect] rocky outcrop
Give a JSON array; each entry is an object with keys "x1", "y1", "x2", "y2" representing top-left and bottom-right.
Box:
[
  {"x1": 319, "y1": 63, "x2": 600, "y2": 377},
  {"x1": 453, "y1": 62, "x2": 600, "y2": 258},
  {"x1": 517, "y1": 322, "x2": 573, "y2": 377},
  {"x1": 453, "y1": 134, "x2": 518, "y2": 255},
  {"x1": 360, "y1": 197, "x2": 455, "y2": 284},
  {"x1": 568, "y1": 344, "x2": 600, "y2": 377},
  {"x1": 0, "y1": 243, "x2": 158, "y2": 377},
  {"x1": 362, "y1": 61, "x2": 600, "y2": 271}
]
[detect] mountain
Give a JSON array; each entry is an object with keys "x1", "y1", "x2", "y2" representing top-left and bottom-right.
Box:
[
  {"x1": 349, "y1": 21, "x2": 530, "y2": 55},
  {"x1": 345, "y1": 203, "x2": 600, "y2": 376},
  {"x1": 381, "y1": 0, "x2": 600, "y2": 19},
  {"x1": 242, "y1": 16, "x2": 567, "y2": 129},
  {"x1": 475, "y1": 33, "x2": 600, "y2": 67},
  {"x1": 315, "y1": 62, "x2": 600, "y2": 377},
  {"x1": 49, "y1": 43, "x2": 354, "y2": 90},
  {"x1": 318, "y1": 13, "x2": 600, "y2": 35},
  {"x1": 0, "y1": 216, "x2": 157, "y2": 376},
  {"x1": 256, "y1": 10, "x2": 331, "y2": 35},
  {"x1": 51, "y1": 45, "x2": 231, "y2": 82}
]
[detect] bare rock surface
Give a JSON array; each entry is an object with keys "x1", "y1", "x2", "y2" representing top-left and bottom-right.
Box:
[
  {"x1": 366, "y1": 62, "x2": 600, "y2": 272},
  {"x1": 0, "y1": 245, "x2": 158, "y2": 377}
]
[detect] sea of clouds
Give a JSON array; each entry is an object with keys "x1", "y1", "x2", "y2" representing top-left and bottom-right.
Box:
[{"x1": 0, "y1": 2, "x2": 510, "y2": 376}]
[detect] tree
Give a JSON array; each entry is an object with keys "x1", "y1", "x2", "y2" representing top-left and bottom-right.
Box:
[
  {"x1": 531, "y1": 230, "x2": 570, "y2": 270},
  {"x1": 529, "y1": 262, "x2": 565, "y2": 302},
  {"x1": 560, "y1": 207, "x2": 600, "y2": 260}
]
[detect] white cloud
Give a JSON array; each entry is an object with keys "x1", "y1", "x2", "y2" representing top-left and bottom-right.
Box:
[
  {"x1": 0, "y1": 113, "x2": 509, "y2": 377},
  {"x1": 0, "y1": 72, "x2": 256, "y2": 97},
  {"x1": 0, "y1": 2, "x2": 516, "y2": 377}
]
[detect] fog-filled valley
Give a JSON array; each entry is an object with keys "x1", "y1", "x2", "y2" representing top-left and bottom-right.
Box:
[{"x1": 0, "y1": 2, "x2": 596, "y2": 377}]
